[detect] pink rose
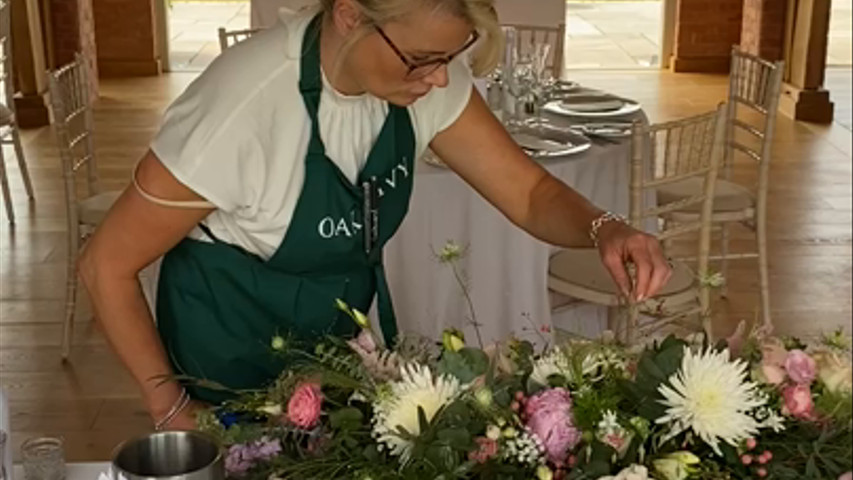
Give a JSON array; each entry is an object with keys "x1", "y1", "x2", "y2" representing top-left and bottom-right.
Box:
[
  {"x1": 287, "y1": 382, "x2": 323, "y2": 428},
  {"x1": 838, "y1": 472, "x2": 852, "y2": 480},
  {"x1": 785, "y1": 350, "x2": 817, "y2": 385},
  {"x1": 782, "y1": 384, "x2": 815, "y2": 420},
  {"x1": 524, "y1": 388, "x2": 581, "y2": 465},
  {"x1": 761, "y1": 338, "x2": 788, "y2": 366},
  {"x1": 760, "y1": 363, "x2": 788, "y2": 386}
]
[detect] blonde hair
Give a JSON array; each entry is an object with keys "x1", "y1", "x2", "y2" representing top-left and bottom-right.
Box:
[{"x1": 319, "y1": 0, "x2": 502, "y2": 76}]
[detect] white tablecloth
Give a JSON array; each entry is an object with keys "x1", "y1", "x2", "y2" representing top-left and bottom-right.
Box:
[{"x1": 384, "y1": 115, "x2": 643, "y2": 347}]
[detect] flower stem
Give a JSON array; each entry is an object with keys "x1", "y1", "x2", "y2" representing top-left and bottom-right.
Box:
[{"x1": 450, "y1": 259, "x2": 484, "y2": 349}]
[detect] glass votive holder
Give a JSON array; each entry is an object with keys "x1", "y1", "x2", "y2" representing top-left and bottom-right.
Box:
[{"x1": 21, "y1": 437, "x2": 66, "y2": 480}]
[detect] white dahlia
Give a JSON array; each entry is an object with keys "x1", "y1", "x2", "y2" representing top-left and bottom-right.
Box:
[
  {"x1": 372, "y1": 363, "x2": 463, "y2": 461},
  {"x1": 657, "y1": 347, "x2": 765, "y2": 455}
]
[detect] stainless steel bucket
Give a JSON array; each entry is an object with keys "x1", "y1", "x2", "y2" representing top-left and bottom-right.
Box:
[{"x1": 111, "y1": 431, "x2": 224, "y2": 480}]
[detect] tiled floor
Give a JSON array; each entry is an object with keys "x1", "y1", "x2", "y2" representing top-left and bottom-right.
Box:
[
  {"x1": 826, "y1": 68, "x2": 853, "y2": 131},
  {"x1": 167, "y1": 1, "x2": 249, "y2": 72},
  {"x1": 565, "y1": 1, "x2": 662, "y2": 69},
  {"x1": 167, "y1": 0, "x2": 852, "y2": 71},
  {"x1": 828, "y1": 0, "x2": 852, "y2": 66}
]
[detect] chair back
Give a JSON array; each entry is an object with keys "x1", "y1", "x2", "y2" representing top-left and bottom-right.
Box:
[
  {"x1": 627, "y1": 105, "x2": 728, "y2": 340},
  {"x1": 1, "y1": 0, "x2": 15, "y2": 112},
  {"x1": 47, "y1": 53, "x2": 99, "y2": 216},
  {"x1": 725, "y1": 47, "x2": 784, "y2": 196},
  {"x1": 218, "y1": 27, "x2": 262, "y2": 52}
]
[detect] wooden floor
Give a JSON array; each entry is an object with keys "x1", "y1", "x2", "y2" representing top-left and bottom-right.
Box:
[{"x1": 1, "y1": 69, "x2": 851, "y2": 461}]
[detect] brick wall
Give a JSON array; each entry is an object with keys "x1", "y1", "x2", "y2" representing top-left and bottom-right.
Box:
[
  {"x1": 672, "y1": 0, "x2": 745, "y2": 72},
  {"x1": 741, "y1": 0, "x2": 787, "y2": 60},
  {"x1": 48, "y1": 0, "x2": 99, "y2": 94},
  {"x1": 92, "y1": 0, "x2": 161, "y2": 76}
]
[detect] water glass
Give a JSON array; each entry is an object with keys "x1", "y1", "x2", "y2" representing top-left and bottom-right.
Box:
[{"x1": 21, "y1": 437, "x2": 65, "y2": 480}]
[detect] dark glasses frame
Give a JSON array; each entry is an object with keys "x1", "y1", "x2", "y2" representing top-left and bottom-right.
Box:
[{"x1": 375, "y1": 25, "x2": 480, "y2": 80}]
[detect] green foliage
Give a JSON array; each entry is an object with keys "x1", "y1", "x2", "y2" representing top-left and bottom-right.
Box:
[{"x1": 618, "y1": 335, "x2": 686, "y2": 421}]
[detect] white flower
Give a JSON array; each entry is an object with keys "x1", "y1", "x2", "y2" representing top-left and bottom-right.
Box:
[
  {"x1": 657, "y1": 347, "x2": 766, "y2": 455},
  {"x1": 502, "y1": 429, "x2": 544, "y2": 466},
  {"x1": 438, "y1": 240, "x2": 463, "y2": 263},
  {"x1": 598, "y1": 464, "x2": 649, "y2": 480},
  {"x1": 531, "y1": 349, "x2": 572, "y2": 385},
  {"x1": 372, "y1": 363, "x2": 462, "y2": 461},
  {"x1": 256, "y1": 403, "x2": 283, "y2": 416},
  {"x1": 531, "y1": 347, "x2": 603, "y2": 385},
  {"x1": 757, "y1": 407, "x2": 787, "y2": 433},
  {"x1": 486, "y1": 425, "x2": 502, "y2": 440},
  {"x1": 598, "y1": 410, "x2": 621, "y2": 434},
  {"x1": 700, "y1": 272, "x2": 726, "y2": 288},
  {"x1": 597, "y1": 410, "x2": 633, "y2": 457}
]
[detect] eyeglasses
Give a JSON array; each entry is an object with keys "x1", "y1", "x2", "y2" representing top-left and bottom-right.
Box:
[{"x1": 375, "y1": 26, "x2": 479, "y2": 80}]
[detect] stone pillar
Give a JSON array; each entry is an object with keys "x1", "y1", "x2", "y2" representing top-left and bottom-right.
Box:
[
  {"x1": 92, "y1": 0, "x2": 162, "y2": 77},
  {"x1": 741, "y1": 0, "x2": 787, "y2": 60},
  {"x1": 47, "y1": 0, "x2": 99, "y2": 96},
  {"x1": 779, "y1": 0, "x2": 834, "y2": 122},
  {"x1": 671, "y1": 0, "x2": 744, "y2": 72}
]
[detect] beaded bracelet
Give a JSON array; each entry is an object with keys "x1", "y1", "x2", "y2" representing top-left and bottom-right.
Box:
[{"x1": 589, "y1": 211, "x2": 627, "y2": 247}]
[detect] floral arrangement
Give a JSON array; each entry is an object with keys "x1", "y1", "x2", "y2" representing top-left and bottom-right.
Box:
[{"x1": 195, "y1": 244, "x2": 853, "y2": 480}]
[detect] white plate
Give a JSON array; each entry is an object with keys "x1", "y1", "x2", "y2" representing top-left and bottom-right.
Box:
[
  {"x1": 510, "y1": 125, "x2": 592, "y2": 158},
  {"x1": 544, "y1": 97, "x2": 641, "y2": 118}
]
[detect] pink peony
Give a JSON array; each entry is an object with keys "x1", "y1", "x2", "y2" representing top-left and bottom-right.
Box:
[
  {"x1": 468, "y1": 437, "x2": 499, "y2": 464},
  {"x1": 785, "y1": 350, "x2": 817, "y2": 385},
  {"x1": 524, "y1": 388, "x2": 581, "y2": 465},
  {"x1": 782, "y1": 384, "x2": 815, "y2": 420},
  {"x1": 287, "y1": 382, "x2": 323, "y2": 428}
]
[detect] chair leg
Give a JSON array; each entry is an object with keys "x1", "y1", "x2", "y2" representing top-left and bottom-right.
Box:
[
  {"x1": 11, "y1": 126, "x2": 35, "y2": 200},
  {"x1": 0, "y1": 145, "x2": 14, "y2": 224},
  {"x1": 719, "y1": 223, "x2": 730, "y2": 298},
  {"x1": 756, "y1": 215, "x2": 772, "y2": 331},
  {"x1": 62, "y1": 227, "x2": 81, "y2": 361}
]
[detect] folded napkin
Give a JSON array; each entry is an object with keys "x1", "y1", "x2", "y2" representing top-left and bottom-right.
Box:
[
  {"x1": 556, "y1": 94, "x2": 625, "y2": 113},
  {"x1": 511, "y1": 132, "x2": 567, "y2": 152}
]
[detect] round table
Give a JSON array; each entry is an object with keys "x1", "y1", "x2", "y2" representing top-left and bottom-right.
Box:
[{"x1": 383, "y1": 108, "x2": 648, "y2": 347}]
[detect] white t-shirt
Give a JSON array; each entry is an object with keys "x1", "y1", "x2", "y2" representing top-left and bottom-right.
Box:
[{"x1": 150, "y1": 8, "x2": 474, "y2": 260}]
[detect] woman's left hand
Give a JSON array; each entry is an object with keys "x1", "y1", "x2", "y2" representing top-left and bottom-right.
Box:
[{"x1": 595, "y1": 220, "x2": 672, "y2": 302}]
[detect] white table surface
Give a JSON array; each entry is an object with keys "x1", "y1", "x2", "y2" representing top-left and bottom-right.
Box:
[
  {"x1": 13, "y1": 462, "x2": 109, "y2": 480},
  {"x1": 384, "y1": 110, "x2": 649, "y2": 347}
]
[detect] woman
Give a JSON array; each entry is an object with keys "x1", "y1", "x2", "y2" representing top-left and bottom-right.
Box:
[{"x1": 80, "y1": 0, "x2": 671, "y2": 431}]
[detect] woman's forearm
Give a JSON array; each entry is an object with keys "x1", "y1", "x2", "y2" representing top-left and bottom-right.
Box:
[
  {"x1": 522, "y1": 172, "x2": 606, "y2": 248},
  {"x1": 80, "y1": 256, "x2": 183, "y2": 419}
]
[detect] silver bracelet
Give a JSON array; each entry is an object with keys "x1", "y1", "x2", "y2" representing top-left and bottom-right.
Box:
[
  {"x1": 589, "y1": 211, "x2": 626, "y2": 247},
  {"x1": 154, "y1": 388, "x2": 190, "y2": 431}
]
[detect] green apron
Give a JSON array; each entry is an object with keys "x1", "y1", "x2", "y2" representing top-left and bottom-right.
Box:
[{"x1": 156, "y1": 15, "x2": 416, "y2": 403}]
